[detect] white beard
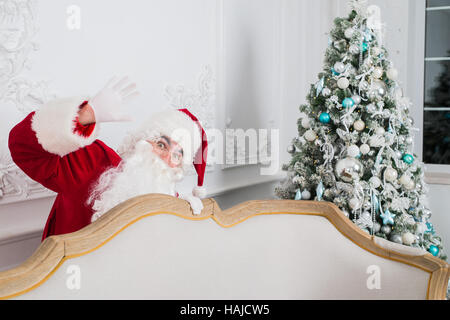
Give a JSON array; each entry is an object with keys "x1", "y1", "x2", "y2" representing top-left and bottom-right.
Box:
[{"x1": 88, "y1": 140, "x2": 184, "y2": 222}]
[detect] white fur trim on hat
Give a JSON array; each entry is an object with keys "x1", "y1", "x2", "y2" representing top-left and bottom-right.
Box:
[
  {"x1": 138, "y1": 109, "x2": 202, "y2": 164},
  {"x1": 31, "y1": 97, "x2": 99, "y2": 157},
  {"x1": 192, "y1": 185, "x2": 207, "y2": 198}
]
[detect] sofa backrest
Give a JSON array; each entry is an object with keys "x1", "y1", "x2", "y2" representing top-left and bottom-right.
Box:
[{"x1": 0, "y1": 194, "x2": 448, "y2": 299}]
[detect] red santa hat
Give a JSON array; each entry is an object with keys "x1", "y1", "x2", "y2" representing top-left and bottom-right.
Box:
[{"x1": 128, "y1": 108, "x2": 208, "y2": 198}]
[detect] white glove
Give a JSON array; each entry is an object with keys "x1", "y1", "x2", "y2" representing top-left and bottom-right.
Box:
[
  {"x1": 89, "y1": 76, "x2": 139, "y2": 123},
  {"x1": 179, "y1": 193, "x2": 204, "y2": 215}
]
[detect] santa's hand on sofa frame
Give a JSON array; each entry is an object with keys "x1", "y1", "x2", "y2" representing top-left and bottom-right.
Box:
[
  {"x1": 179, "y1": 192, "x2": 204, "y2": 215},
  {"x1": 87, "y1": 76, "x2": 140, "y2": 123}
]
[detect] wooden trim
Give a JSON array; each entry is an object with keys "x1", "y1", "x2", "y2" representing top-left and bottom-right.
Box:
[
  {"x1": 425, "y1": 172, "x2": 450, "y2": 185},
  {"x1": 0, "y1": 195, "x2": 448, "y2": 300}
]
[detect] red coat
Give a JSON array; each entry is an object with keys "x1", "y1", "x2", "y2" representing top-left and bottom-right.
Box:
[{"x1": 8, "y1": 98, "x2": 122, "y2": 240}]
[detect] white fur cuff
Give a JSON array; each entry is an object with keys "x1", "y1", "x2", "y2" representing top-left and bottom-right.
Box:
[
  {"x1": 31, "y1": 97, "x2": 99, "y2": 157},
  {"x1": 192, "y1": 186, "x2": 207, "y2": 198}
]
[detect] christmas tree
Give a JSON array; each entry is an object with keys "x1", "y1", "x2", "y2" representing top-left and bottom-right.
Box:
[{"x1": 275, "y1": 0, "x2": 446, "y2": 261}]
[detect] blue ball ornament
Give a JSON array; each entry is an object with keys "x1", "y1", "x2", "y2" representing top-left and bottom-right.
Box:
[
  {"x1": 428, "y1": 245, "x2": 439, "y2": 257},
  {"x1": 331, "y1": 68, "x2": 340, "y2": 76},
  {"x1": 342, "y1": 98, "x2": 355, "y2": 108},
  {"x1": 319, "y1": 112, "x2": 331, "y2": 124},
  {"x1": 361, "y1": 42, "x2": 369, "y2": 52},
  {"x1": 402, "y1": 154, "x2": 414, "y2": 164}
]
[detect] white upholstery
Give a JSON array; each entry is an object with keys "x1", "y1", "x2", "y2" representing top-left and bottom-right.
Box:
[{"x1": 16, "y1": 214, "x2": 430, "y2": 300}]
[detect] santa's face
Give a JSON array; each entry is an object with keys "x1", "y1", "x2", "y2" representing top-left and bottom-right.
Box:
[
  {"x1": 88, "y1": 139, "x2": 185, "y2": 221},
  {"x1": 147, "y1": 135, "x2": 184, "y2": 168}
]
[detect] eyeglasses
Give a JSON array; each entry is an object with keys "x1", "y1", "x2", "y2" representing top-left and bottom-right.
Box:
[{"x1": 149, "y1": 136, "x2": 183, "y2": 167}]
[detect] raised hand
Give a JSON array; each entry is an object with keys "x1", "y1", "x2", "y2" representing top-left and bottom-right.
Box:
[{"x1": 89, "y1": 76, "x2": 139, "y2": 123}]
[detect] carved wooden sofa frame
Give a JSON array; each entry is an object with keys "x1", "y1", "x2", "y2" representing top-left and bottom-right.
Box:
[{"x1": 0, "y1": 195, "x2": 448, "y2": 299}]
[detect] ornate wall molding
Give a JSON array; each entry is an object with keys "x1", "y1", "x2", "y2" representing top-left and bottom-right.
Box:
[
  {"x1": 164, "y1": 65, "x2": 216, "y2": 174},
  {"x1": 0, "y1": 0, "x2": 55, "y2": 204}
]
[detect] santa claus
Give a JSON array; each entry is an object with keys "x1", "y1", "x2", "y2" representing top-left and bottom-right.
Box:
[{"x1": 8, "y1": 76, "x2": 208, "y2": 241}]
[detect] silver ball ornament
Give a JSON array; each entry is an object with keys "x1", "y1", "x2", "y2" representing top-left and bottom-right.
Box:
[
  {"x1": 369, "y1": 80, "x2": 387, "y2": 99},
  {"x1": 369, "y1": 176, "x2": 382, "y2": 188},
  {"x1": 366, "y1": 103, "x2": 377, "y2": 113},
  {"x1": 334, "y1": 62, "x2": 346, "y2": 74},
  {"x1": 359, "y1": 80, "x2": 369, "y2": 91},
  {"x1": 352, "y1": 95, "x2": 361, "y2": 105},
  {"x1": 349, "y1": 44, "x2": 360, "y2": 55},
  {"x1": 322, "y1": 87, "x2": 331, "y2": 97},
  {"x1": 384, "y1": 167, "x2": 398, "y2": 182},
  {"x1": 335, "y1": 157, "x2": 364, "y2": 183},
  {"x1": 390, "y1": 234, "x2": 403, "y2": 244},
  {"x1": 287, "y1": 145, "x2": 296, "y2": 154},
  {"x1": 301, "y1": 190, "x2": 311, "y2": 200},
  {"x1": 373, "y1": 222, "x2": 381, "y2": 233},
  {"x1": 381, "y1": 225, "x2": 391, "y2": 235},
  {"x1": 372, "y1": 67, "x2": 383, "y2": 79}
]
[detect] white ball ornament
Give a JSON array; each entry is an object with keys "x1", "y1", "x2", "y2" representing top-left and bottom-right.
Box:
[
  {"x1": 347, "y1": 145, "x2": 360, "y2": 158},
  {"x1": 349, "y1": 198, "x2": 361, "y2": 210},
  {"x1": 372, "y1": 67, "x2": 383, "y2": 79},
  {"x1": 402, "y1": 232, "x2": 415, "y2": 246},
  {"x1": 301, "y1": 190, "x2": 311, "y2": 200},
  {"x1": 304, "y1": 129, "x2": 317, "y2": 142},
  {"x1": 369, "y1": 135, "x2": 385, "y2": 148},
  {"x1": 369, "y1": 176, "x2": 382, "y2": 188},
  {"x1": 387, "y1": 68, "x2": 398, "y2": 80},
  {"x1": 337, "y1": 77, "x2": 349, "y2": 89},
  {"x1": 384, "y1": 168, "x2": 398, "y2": 182},
  {"x1": 360, "y1": 144, "x2": 370, "y2": 155},
  {"x1": 405, "y1": 180, "x2": 416, "y2": 190},
  {"x1": 344, "y1": 27, "x2": 354, "y2": 39},
  {"x1": 375, "y1": 127, "x2": 385, "y2": 135},
  {"x1": 399, "y1": 174, "x2": 412, "y2": 186},
  {"x1": 353, "y1": 120, "x2": 365, "y2": 132},
  {"x1": 301, "y1": 117, "x2": 311, "y2": 129}
]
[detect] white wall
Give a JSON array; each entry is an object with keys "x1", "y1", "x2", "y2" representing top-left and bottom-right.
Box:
[{"x1": 1, "y1": 0, "x2": 449, "y2": 271}]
